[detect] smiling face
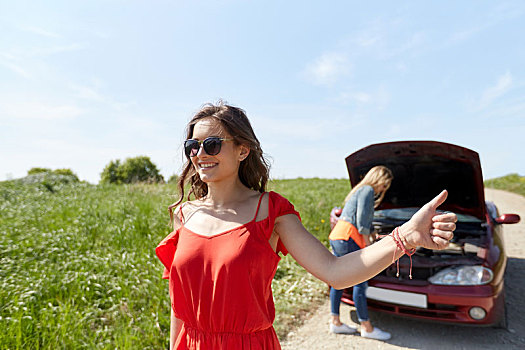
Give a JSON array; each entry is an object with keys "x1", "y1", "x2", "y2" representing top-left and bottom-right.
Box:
[{"x1": 189, "y1": 118, "x2": 249, "y2": 184}]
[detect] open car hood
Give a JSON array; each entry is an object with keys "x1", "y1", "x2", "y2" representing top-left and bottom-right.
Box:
[{"x1": 345, "y1": 141, "x2": 486, "y2": 220}]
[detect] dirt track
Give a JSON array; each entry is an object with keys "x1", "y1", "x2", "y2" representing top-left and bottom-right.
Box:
[{"x1": 282, "y1": 189, "x2": 525, "y2": 350}]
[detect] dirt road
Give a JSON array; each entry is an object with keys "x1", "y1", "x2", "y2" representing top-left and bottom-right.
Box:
[{"x1": 282, "y1": 189, "x2": 525, "y2": 350}]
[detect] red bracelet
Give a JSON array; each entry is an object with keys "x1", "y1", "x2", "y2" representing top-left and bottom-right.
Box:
[{"x1": 390, "y1": 227, "x2": 416, "y2": 279}]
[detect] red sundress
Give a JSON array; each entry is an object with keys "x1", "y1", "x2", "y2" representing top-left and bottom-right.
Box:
[{"x1": 155, "y1": 191, "x2": 301, "y2": 349}]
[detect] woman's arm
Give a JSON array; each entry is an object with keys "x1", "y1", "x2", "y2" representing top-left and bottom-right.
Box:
[
  {"x1": 276, "y1": 190, "x2": 456, "y2": 290},
  {"x1": 355, "y1": 186, "x2": 375, "y2": 236},
  {"x1": 167, "y1": 206, "x2": 183, "y2": 349},
  {"x1": 170, "y1": 308, "x2": 183, "y2": 350}
]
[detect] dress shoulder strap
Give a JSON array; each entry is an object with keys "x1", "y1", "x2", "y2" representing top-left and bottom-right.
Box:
[
  {"x1": 168, "y1": 202, "x2": 186, "y2": 227},
  {"x1": 252, "y1": 192, "x2": 266, "y2": 221}
]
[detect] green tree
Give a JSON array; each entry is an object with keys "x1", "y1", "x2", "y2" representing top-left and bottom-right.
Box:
[
  {"x1": 100, "y1": 156, "x2": 164, "y2": 184},
  {"x1": 100, "y1": 160, "x2": 123, "y2": 184},
  {"x1": 120, "y1": 156, "x2": 164, "y2": 183}
]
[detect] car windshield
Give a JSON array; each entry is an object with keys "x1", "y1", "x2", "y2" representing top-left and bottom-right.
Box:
[{"x1": 375, "y1": 208, "x2": 482, "y2": 223}]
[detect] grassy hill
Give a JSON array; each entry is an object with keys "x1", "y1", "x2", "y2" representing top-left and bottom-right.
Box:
[
  {"x1": 0, "y1": 176, "x2": 349, "y2": 349},
  {"x1": 484, "y1": 173, "x2": 525, "y2": 197},
  {"x1": 5, "y1": 172, "x2": 520, "y2": 348}
]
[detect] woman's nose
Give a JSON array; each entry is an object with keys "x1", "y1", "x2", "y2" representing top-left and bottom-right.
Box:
[{"x1": 196, "y1": 143, "x2": 206, "y2": 157}]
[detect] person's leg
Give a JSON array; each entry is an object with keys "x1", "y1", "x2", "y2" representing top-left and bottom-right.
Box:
[
  {"x1": 330, "y1": 286, "x2": 344, "y2": 325},
  {"x1": 329, "y1": 240, "x2": 346, "y2": 324},
  {"x1": 348, "y1": 243, "x2": 391, "y2": 340},
  {"x1": 343, "y1": 239, "x2": 384, "y2": 335},
  {"x1": 353, "y1": 280, "x2": 372, "y2": 332},
  {"x1": 339, "y1": 239, "x2": 391, "y2": 340},
  {"x1": 329, "y1": 240, "x2": 356, "y2": 334}
]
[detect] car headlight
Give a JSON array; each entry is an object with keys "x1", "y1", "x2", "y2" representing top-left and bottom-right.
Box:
[{"x1": 428, "y1": 265, "x2": 493, "y2": 285}]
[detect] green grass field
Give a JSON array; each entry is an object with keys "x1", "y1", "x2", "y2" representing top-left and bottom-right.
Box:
[
  {"x1": 0, "y1": 175, "x2": 349, "y2": 349},
  {"x1": 484, "y1": 173, "x2": 525, "y2": 198},
  {"x1": 3, "y1": 172, "x2": 521, "y2": 349}
]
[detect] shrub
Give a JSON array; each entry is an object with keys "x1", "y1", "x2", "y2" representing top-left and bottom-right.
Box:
[
  {"x1": 19, "y1": 173, "x2": 80, "y2": 192},
  {"x1": 121, "y1": 156, "x2": 164, "y2": 183},
  {"x1": 27, "y1": 167, "x2": 79, "y2": 182},
  {"x1": 100, "y1": 156, "x2": 164, "y2": 184},
  {"x1": 53, "y1": 168, "x2": 80, "y2": 182},
  {"x1": 100, "y1": 160, "x2": 123, "y2": 184},
  {"x1": 27, "y1": 167, "x2": 52, "y2": 175}
]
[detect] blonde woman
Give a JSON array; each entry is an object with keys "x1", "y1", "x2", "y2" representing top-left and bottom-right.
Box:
[{"x1": 329, "y1": 166, "x2": 394, "y2": 340}]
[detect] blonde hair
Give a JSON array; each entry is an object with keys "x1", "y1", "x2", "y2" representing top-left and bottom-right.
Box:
[{"x1": 344, "y1": 165, "x2": 393, "y2": 208}]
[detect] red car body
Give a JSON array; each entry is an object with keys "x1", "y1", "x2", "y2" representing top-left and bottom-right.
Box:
[{"x1": 332, "y1": 141, "x2": 520, "y2": 326}]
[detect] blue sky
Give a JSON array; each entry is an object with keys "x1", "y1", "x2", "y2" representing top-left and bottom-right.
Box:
[{"x1": 1, "y1": 1, "x2": 524, "y2": 183}]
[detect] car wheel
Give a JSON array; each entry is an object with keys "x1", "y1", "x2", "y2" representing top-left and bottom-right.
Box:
[
  {"x1": 349, "y1": 308, "x2": 359, "y2": 324},
  {"x1": 493, "y1": 289, "x2": 508, "y2": 330}
]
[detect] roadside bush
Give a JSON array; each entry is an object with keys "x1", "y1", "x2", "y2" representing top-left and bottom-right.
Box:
[
  {"x1": 19, "y1": 173, "x2": 81, "y2": 192},
  {"x1": 26, "y1": 167, "x2": 80, "y2": 182},
  {"x1": 27, "y1": 167, "x2": 52, "y2": 175},
  {"x1": 100, "y1": 156, "x2": 164, "y2": 184},
  {"x1": 53, "y1": 168, "x2": 80, "y2": 181}
]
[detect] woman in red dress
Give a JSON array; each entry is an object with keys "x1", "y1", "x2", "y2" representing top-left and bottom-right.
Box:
[{"x1": 156, "y1": 101, "x2": 457, "y2": 349}]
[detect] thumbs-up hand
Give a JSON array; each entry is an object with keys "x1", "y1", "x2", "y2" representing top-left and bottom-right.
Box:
[{"x1": 400, "y1": 190, "x2": 457, "y2": 250}]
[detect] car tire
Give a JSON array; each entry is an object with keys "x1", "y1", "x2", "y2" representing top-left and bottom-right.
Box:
[
  {"x1": 349, "y1": 308, "x2": 359, "y2": 324},
  {"x1": 493, "y1": 289, "x2": 508, "y2": 330}
]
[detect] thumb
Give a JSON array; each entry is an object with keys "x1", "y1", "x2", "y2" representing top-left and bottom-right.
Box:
[{"x1": 427, "y1": 190, "x2": 448, "y2": 210}]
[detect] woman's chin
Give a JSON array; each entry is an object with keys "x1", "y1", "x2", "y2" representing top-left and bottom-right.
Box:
[
  {"x1": 197, "y1": 172, "x2": 215, "y2": 183},
  {"x1": 197, "y1": 168, "x2": 238, "y2": 185}
]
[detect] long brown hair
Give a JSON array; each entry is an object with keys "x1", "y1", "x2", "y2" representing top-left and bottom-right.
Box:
[
  {"x1": 344, "y1": 165, "x2": 393, "y2": 208},
  {"x1": 175, "y1": 101, "x2": 270, "y2": 206}
]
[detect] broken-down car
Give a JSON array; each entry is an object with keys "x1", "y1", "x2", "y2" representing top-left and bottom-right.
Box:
[{"x1": 330, "y1": 141, "x2": 520, "y2": 327}]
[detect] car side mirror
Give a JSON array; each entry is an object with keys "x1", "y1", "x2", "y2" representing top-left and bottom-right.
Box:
[{"x1": 495, "y1": 214, "x2": 520, "y2": 224}]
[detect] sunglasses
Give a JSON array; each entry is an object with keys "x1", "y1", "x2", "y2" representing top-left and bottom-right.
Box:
[{"x1": 184, "y1": 137, "x2": 233, "y2": 157}]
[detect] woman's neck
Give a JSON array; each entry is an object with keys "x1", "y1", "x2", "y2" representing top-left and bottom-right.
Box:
[{"x1": 203, "y1": 177, "x2": 253, "y2": 207}]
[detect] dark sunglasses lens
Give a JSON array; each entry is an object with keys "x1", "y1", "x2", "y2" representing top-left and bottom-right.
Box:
[
  {"x1": 203, "y1": 138, "x2": 222, "y2": 155},
  {"x1": 184, "y1": 140, "x2": 199, "y2": 157}
]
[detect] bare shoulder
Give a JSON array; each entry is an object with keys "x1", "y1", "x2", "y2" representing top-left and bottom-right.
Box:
[
  {"x1": 179, "y1": 199, "x2": 202, "y2": 216},
  {"x1": 274, "y1": 209, "x2": 302, "y2": 228},
  {"x1": 167, "y1": 203, "x2": 183, "y2": 230},
  {"x1": 169, "y1": 200, "x2": 201, "y2": 228}
]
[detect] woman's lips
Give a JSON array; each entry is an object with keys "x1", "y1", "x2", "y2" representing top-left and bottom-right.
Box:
[{"x1": 198, "y1": 162, "x2": 218, "y2": 170}]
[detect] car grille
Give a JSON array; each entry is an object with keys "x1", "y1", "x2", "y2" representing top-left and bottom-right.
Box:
[
  {"x1": 367, "y1": 299, "x2": 459, "y2": 319},
  {"x1": 377, "y1": 261, "x2": 436, "y2": 281},
  {"x1": 372, "y1": 219, "x2": 487, "y2": 282}
]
